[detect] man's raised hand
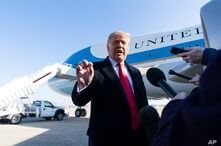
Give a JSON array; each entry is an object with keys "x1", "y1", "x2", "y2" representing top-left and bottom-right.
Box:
[{"x1": 76, "y1": 60, "x2": 94, "y2": 89}]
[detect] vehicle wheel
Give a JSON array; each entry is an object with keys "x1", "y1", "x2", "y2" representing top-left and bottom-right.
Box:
[
  {"x1": 55, "y1": 112, "x2": 64, "y2": 121},
  {"x1": 45, "y1": 117, "x2": 52, "y2": 120},
  {"x1": 75, "y1": 108, "x2": 82, "y2": 117},
  {"x1": 81, "y1": 108, "x2": 87, "y2": 117},
  {"x1": 10, "y1": 114, "x2": 22, "y2": 124}
]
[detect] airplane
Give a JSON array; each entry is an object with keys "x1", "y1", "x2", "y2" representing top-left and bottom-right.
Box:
[{"x1": 47, "y1": 25, "x2": 205, "y2": 117}]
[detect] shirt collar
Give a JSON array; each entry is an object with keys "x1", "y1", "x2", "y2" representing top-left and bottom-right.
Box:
[
  {"x1": 108, "y1": 56, "x2": 118, "y2": 67},
  {"x1": 108, "y1": 56, "x2": 125, "y2": 67}
]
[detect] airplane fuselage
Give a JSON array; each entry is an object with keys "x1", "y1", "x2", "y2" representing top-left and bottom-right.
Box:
[{"x1": 48, "y1": 25, "x2": 204, "y2": 99}]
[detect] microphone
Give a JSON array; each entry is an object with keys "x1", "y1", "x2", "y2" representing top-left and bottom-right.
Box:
[
  {"x1": 168, "y1": 70, "x2": 191, "y2": 80},
  {"x1": 139, "y1": 105, "x2": 160, "y2": 143},
  {"x1": 146, "y1": 67, "x2": 177, "y2": 98}
]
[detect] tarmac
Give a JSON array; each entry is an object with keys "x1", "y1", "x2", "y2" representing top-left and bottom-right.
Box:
[
  {"x1": 0, "y1": 117, "x2": 89, "y2": 146},
  {"x1": 0, "y1": 101, "x2": 167, "y2": 146}
]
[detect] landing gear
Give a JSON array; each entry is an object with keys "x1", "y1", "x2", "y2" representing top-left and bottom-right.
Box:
[{"x1": 75, "y1": 107, "x2": 87, "y2": 117}]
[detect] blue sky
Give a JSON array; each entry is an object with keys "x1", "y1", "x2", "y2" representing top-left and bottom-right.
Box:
[{"x1": 0, "y1": 0, "x2": 210, "y2": 105}]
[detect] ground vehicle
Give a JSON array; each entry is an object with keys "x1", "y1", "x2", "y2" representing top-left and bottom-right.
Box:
[{"x1": 0, "y1": 98, "x2": 65, "y2": 124}]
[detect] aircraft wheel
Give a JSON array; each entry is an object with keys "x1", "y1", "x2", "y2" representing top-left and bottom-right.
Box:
[
  {"x1": 81, "y1": 108, "x2": 87, "y2": 117},
  {"x1": 75, "y1": 108, "x2": 82, "y2": 117}
]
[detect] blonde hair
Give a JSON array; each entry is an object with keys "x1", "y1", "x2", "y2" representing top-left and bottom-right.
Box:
[{"x1": 107, "y1": 31, "x2": 131, "y2": 46}]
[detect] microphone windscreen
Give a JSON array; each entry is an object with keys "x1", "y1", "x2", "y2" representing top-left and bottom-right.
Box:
[
  {"x1": 139, "y1": 105, "x2": 160, "y2": 142},
  {"x1": 146, "y1": 68, "x2": 166, "y2": 87}
]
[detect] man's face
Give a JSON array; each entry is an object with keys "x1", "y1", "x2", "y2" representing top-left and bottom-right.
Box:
[{"x1": 107, "y1": 33, "x2": 130, "y2": 63}]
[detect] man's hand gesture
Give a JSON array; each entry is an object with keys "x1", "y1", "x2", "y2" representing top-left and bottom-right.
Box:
[{"x1": 76, "y1": 60, "x2": 94, "y2": 90}]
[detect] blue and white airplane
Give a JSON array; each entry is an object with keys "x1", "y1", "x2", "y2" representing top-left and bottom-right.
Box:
[
  {"x1": 48, "y1": 25, "x2": 204, "y2": 101},
  {"x1": 48, "y1": 0, "x2": 221, "y2": 117}
]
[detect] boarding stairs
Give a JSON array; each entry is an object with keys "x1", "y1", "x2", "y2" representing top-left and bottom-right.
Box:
[{"x1": 0, "y1": 63, "x2": 73, "y2": 113}]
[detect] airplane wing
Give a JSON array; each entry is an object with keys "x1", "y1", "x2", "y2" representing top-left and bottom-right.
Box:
[{"x1": 48, "y1": 25, "x2": 205, "y2": 98}]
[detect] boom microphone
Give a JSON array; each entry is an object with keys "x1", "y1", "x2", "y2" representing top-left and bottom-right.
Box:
[
  {"x1": 146, "y1": 67, "x2": 177, "y2": 98},
  {"x1": 168, "y1": 70, "x2": 191, "y2": 80}
]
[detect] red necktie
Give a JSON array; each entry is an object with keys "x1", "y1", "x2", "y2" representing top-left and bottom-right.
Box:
[{"x1": 118, "y1": 63, "x2": 139, "y2": 130}]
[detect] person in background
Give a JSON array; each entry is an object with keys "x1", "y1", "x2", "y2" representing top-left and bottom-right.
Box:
[
  {"x1": 189, "y1": 73, "x2": 200, "y2": 86},
  {"x1": 152, "y1": 49, "x2": 221, "y2": 146},
  {"x1": 71, "y1": 31, "x2": 151, "y2": 146},
  {"x1": 177, "y1": 46, "x2": 217, "y2": 65}
]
